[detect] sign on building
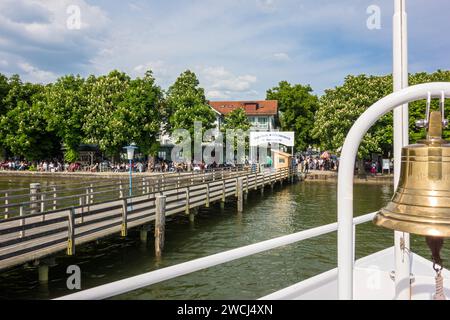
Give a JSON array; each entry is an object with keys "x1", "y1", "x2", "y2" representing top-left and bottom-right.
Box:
[{"x1": 249, "y1": 132, "x2": 295, "y2": 147}]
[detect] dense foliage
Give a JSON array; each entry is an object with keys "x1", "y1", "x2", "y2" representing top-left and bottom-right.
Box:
[
  {"x1": 1, "y1": 69, "x2": 450, "y2": 162},
  {"x1": 312, "y1": 70, "x2": 450, "y2": 158},
  {"x1": 266, "y1": 81, "x2": 318, "y2": 151}
]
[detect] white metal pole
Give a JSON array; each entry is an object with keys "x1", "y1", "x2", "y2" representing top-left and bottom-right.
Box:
[
  {"x1": 337, "y1": 83, "x2": 450, "y2": 300},
  {"x1": 393, "y1": 0, "x2": 411, "y2": 300}
]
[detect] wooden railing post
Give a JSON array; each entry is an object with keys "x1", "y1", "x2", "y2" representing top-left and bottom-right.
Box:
[
  {"x1": 205, "y1": 183, "x2": 210, "y2": 208},
  {"x1": 52, "y1": 187, "x2": 57, "y2": 210},
  {"x1": 185, "y1": 187, "x2": 190, "y2": 214},
  {"x1": 90, "y1": 184, "x2": 94, "y2": 204},
  {"x1": 121, "y1": 198, "x2": 128, "y2": 237},
  {"x1": 67, "y1": 207, "x2": 75, "y2": 256},
  {"x1": 155, "y1": 195, "x2": 166, "y2": 258},
  {"x1": 79, "y1": 196, "x2": 85, "y2": 224},
  {"x1": 237, "y1": 177, "x2": 244, "y2": 213},
  {"x1": 40, "y1": 193, "x2": 46, "y2": 221},
  {"x1": 30, "y1": 183, "x2": 41, "y2": 215},
  {"x1": 19, "y1": 205, "x2": 24, "y2": 238},
  {"x1": 119, "y1": 183, "x2": 124, "y2": 198},
  {"x1": 222, "y1": 180, "x2": 226, "y2": 202},
  {"x1": 4, "y1": 192, "x2": 8, "y2": 219}
]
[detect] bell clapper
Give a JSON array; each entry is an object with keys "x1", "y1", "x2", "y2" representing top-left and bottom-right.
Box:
[{"x1": 426, "y1": 236, "x2": 447, "y2": 300}]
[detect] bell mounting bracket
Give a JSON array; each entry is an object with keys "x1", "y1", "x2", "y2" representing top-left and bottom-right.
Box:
[{"x1": 415, "y1": 91, "x2": 449, "y2": 129}]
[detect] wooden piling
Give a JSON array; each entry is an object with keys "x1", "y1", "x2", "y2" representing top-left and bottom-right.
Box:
[
  {"x1": 155, "y1": 195, "x2": 166, "y2": 258},
  {"x1": 67, "y1": 207, "x2": 75, "y2": 256},
  {"x1": 121, "y1": 198, "x2": 127, "y2": 237}
]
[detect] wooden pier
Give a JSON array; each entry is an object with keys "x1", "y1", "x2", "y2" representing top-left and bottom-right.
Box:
[{"x1": 0, "y1": 167, "x2": 297, "y2": 273}]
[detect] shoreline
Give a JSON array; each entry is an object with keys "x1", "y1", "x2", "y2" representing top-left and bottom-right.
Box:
[
  {"x1": 0, "y1": 170, "x2": 394, "y2": 184},
  {"x1": 303, "y1": 170, "x2": 393, "y2": 184}
]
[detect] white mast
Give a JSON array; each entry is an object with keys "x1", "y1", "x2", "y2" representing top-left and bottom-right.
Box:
[{"x1": 393, "y1": 0, "x2": 411, "y2": 300}]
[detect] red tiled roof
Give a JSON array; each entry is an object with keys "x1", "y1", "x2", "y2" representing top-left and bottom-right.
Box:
[{"x1": 209, "y1": 100, "x2": 278, "y2": 116}]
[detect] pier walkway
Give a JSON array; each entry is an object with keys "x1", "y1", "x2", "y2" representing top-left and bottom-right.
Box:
[{"x1": 0, "y1": 167, "x2": 297, "y2": 272}]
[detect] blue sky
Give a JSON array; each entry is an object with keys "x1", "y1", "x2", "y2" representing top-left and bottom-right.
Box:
[{"x1": 0, "y1": 0, "x2": 449, "y2": 99}]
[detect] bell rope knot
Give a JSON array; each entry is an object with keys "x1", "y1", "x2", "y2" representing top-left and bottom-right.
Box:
[{"x1": 434, "y1": 271, "x2": 446, "y2": 300}]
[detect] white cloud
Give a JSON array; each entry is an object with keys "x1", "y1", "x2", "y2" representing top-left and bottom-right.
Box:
[
  {"x1": 270, "y1": 52, "x2": 291, "y2": 62},
  {"x1": 133, "y1": 60, "x2": 173, "y2": 80},
  {"x1": 200, "y1": 66, "x2": 258, "y2": 99},
  {"x1": 18, "y1": 62, "x2": 57, "y2": 83},
  {"x1": 0, "y1": 0, "x2": 109, "y2": 75},
  {"x1": 206, "y1": 90, "x2": 230, "y2": 100}
]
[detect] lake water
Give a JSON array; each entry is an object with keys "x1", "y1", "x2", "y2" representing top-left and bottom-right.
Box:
[{"x1": 0, "y1": 176, "x2": 445, "y2": 299}]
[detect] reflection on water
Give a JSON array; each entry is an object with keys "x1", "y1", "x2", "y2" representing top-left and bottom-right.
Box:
[{"x1": 0, "y1": 178, "x2": 446, "y2": 300}]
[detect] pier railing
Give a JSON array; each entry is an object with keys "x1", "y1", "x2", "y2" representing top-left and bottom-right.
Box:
[
  {"x1": 0, "y1": 166, "x2": 296, "y2": 271},
  {"x1": 0, "y1": 166, "x2": 249, "y2": 219}
]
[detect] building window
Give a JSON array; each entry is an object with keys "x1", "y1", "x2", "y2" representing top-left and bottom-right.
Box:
[
  {"x1": 158, "y1": 151, "x2": 166, "y2": 160},
  {"x1": 258, "y1": 117, "x2": 268, "y2": 124}
]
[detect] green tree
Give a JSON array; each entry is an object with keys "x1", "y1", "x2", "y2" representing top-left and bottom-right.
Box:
[
  {"x1": 115, "y1": 70, "x2": 163, "y2": 156},
  {"x1": 166, "y1": 70, "x2": 216, "y2": 141},
  {"x1": 312, "y1": 70, "x2": 450, "y2": 159},
  {"x1": 44, "y1": 75, "x2": 88, "y2": 162},
  {"x1": 266, "y1": 81, "x2": 318, "y2": 151},
  {"x1": 0, "y1": 90, "x2": 61, "y2": 160},
  {"x1": 0, "y1": 73, "x2": 10, "y2": 115},
  {"x1": 83, "y1": 70, "x2": 131, "y2": 157},
  {"x1": 221, "y1": 107, "x2": 251, "y2": 151}
]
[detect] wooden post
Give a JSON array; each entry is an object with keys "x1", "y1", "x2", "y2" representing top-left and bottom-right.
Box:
[
  {"x1": 121, "y1": 198, "x2": 127, "y2": 237},
  {"x1": 40, "y1": 193, "x2": 46, "y2": 221},
  {"x1": 155, "y1": 195, "x2": 166, "y2": 258},
  {"x1": 85, "y1": 187, "x2": 90, "y2": 207},
  {"x1": 222, "y1": 180, "x2": 226, "y2": 202},
  {"x1": 254, "y1": 172, "x2": 258, "y2": 190},
  {"x1": 185, "y1": 187, "x2": 190, "y2": 214},
  {"x1": 67, "y1": 207, "x2": 75, "y2": 256},
  {"x1": 189, "y1": 207, "x2": 196, "y2": 223},
  {"x1": 89, "y1": 184, "x2": 94, "y2": 204},
  {"x1": 140, "y1": 227, "x2": 148, "y2": 243},
  {"x1": 38, "y1": 265, "x2": 49, "y2": 283},
  {"x1": 119, "y1": 183, "x2": 124, "y2": 198},
  {"x1": 237, "y1": 177, "x2": 244, "y2": 213},
  {"x1": 142, "y1": 178, "x2": 146, "y2": 195},
  {"x1": 244, "y1": 176, "x2": 249, "y2": 201},
  {"x1": 30, "y1": 183, "x2": 41, "y2": 215},
  {"x1": 235, "y1": 178, "x2": 239, "y2": 197},
  {"x1": 79, "y1": 196, "x2": 85, "y2": 224},
  {"x1": 261, "y1": 173, "x2": 265, "y2": 196},
  {"x1": 19, "y1": 205, "x2": 24, "y2": 238},
  {"x1": 270, "y1": 172, "x2": 274, "y2": 191},
  {"x1": 4, "y1": 192, "x2": 8, "y2": 219},
  {"x1": 205, "y1": 183, "x2": 210, "y2": 208},
  {"x1": 52, "y1": 187, "x2": 57, "y2": 210}
]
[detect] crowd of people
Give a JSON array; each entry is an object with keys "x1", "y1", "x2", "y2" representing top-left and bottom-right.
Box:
[
  {"x1": 0, "y1": 157, "x2": 241, "y2": 173},
  {"x1": 297, "y1": 155, "x2": 339, "y2": 173}
]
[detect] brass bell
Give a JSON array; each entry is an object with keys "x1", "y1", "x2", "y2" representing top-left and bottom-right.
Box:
[{"x1": 374, "y1": 111, "x2": 450, "y2": 238}]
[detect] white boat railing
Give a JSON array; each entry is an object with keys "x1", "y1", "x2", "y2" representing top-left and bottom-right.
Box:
[{"x1": 56, "y1": 212, "x2": 377, "y2": 300}]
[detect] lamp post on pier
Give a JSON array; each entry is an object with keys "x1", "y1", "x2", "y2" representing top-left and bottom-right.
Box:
[{"x1": 123, "y1": 144, "x2": 138, "y2": 198}]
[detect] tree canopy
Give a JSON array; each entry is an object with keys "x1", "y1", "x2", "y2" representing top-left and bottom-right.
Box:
[
  {"x1": 166, "y1": 70, "x2": 216, "y2": 139},
  {"x1": 266, "y1": 81, "x2": 318, "y2": 151},
  {"x1": 312, "y1": 70, "x2": 450, "y2": 158}
]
